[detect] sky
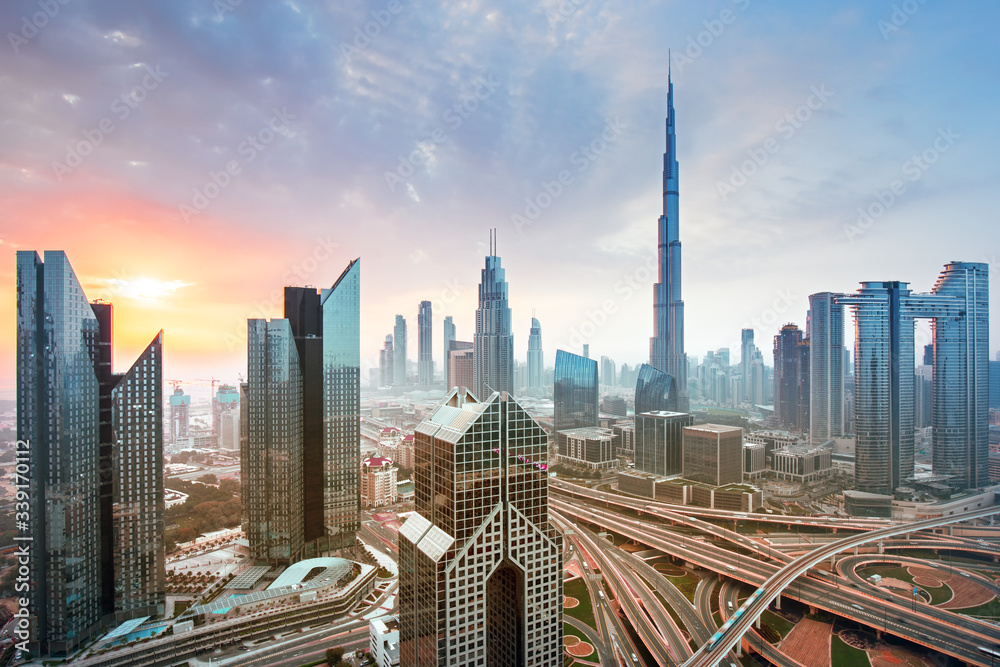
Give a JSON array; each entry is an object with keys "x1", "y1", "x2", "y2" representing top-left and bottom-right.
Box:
[{"x1": 1, "y1": 0, "x2": 998, "y2": 398}]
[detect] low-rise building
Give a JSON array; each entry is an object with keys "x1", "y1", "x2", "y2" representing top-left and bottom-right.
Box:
[
  {"x1": 558, "y1": 426, "x2": 620, "y2": 472},
  {"x1": 744, "y1": 441, "x2": 765, "y2": 479},
  {"x1": 771, "y1": 444, "x2": 833, "y2": 483},
  {"x1": 370, "y1": 614, "x2": 400, "y2": 667}
]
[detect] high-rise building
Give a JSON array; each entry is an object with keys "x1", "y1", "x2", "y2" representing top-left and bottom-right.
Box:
[
  {"x1": 600, "y1": 356, "x2": 617, "y2": 387},
  {"x1": 474, "y1": 233, "x2": 514, "y2": 399},
  {"x1": 380, "y1": 334, "x2": 394, "y2": 387},
  {"x1": 169, "y1": 386, "x2": 190, "y2": 443},
  {"x1": 245, "y1": 318, "x2": 304, "y2": 564},
  {"x1": 399, "y1": 389, "x2": 562, "y2": 666},
  {"x1": 17, "y1": 251, "x2": 164, "y2": 655},
  {"x1": 394, "y1": 315, "x2": 408, "y2": 386},
  {"x1": 213, "y1": 384, "x2": 240, "y2": 448},
  {"x1": 634, "y1": 411, "x2": 693, "y2": 477},
  {"x1": 808, "y1": 293, "x2": 844, "y2": 445},
  {"x1": 447, "y1": 340, "x2": 475, "y2": 391},
  {"x1": 418, "y1": 300, "x2": 433, "y2": 385},
  {"x1": 838, "y1": 263, "x2": 988, "y2": 492},
  {"x1": 915, "y1": 365, "x2": 933, "y2": 429},
  {"x1": 219, "y1": 409, "x2": 240, "y2": 453},
  {"x1": 554, "y1": 350, "x2": 598, "y2": 432},
  {"x1": 527, "y1": 316, "x2": 543, "y2": 390},
  {"x1": 443, "y1": 316, "x2": 456, "y2": 387},
  {"x1": 649, "y1": 69, "x2": 689, "y2": 411},
  {"x1": 773, "y1": 324, "x2": 808, "y2": 433},
  {"x1": 990, "y1": 359, "x2": 1000, "y2": 411},
  {"x1": 634, "y1": 363, "x2": 678, "y2": 414},
  {"x1": 582, "y1": 344, "x2": 589, "y2": 359},
  {"x1": 682, "y1": 424, "x2": 743, "y2": 487},
  {"x1": 740, "y1": 329, "x2": 756, "y2": 405}
]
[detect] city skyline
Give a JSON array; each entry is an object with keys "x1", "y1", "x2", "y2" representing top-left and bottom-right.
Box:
[{"x1": 2, "y1": 2, "x2": 1000, "y2": 396}]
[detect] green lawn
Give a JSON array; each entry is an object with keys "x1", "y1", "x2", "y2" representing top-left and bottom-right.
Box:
[
  {"x1": 760, "y1": 610, "x2": 795, "y2": 641},
  {"x1": 563, "y1": 622, "x2": 589, "y2": 642},
  {"x1": 563, "y1": 577, "x2": 596, "y2": 626},
  {"x1": 666, "y1": 571, "x2": 700, "y2": 602},
  {"x1": 831, "y1": 635, "x2": 871, "y2": 666},
  {"x1": 952, "y1": 597, "x2": 1000, "y2": 618}
]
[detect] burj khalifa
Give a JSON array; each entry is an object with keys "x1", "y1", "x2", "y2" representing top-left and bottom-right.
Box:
[{"x1": 649, "y1": 67, "x2": 689, "y2": 411}]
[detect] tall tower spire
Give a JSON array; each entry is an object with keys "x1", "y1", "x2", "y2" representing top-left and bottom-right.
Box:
[{"x1": 649, "y1": 65, "x2": 689, "y2": 411}]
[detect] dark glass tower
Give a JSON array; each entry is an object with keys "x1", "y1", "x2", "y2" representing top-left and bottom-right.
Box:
[
  {"x1": 418, "y1": 300, "x2": 433, "y2": 385},
  {"x1": 649, "y1": 68, "x2": 689, "y2": 411},
  {"x1": 553, "y1": 349, "x2": 598, "y2": 432},
  {"x1": 474, "y1": 233, "x2": 514, "y2": 399},
  {"x1": 17, "y1": 251, "x2": 164, "y2": 655},
  {"x1": 634, "y1": 362, "x2": 677, "y2": 414},
  {"x1": 399, "y1": 389, "x2": 562, "y2": 666},
  {"x1": 773, "y1": 324, "x2": 809, "y2": 433},
  {"x1": 809, "y1": 292, "x2": 844, "y2": 445}
]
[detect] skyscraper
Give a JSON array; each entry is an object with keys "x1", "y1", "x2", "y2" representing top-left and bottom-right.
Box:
[
  {"x1": 634, "y1": 363, "x2": 678, "y2": 414},
  {"x1": 808, "y1": 293, "x2": 844, "y2": 445},
  {"x1": 554, "y1": 349, "x2": 598, "y2": 432},
  {"x1": 169, "y1": 386, "x2": 190, "y2": 443},
  {"x1": 418, "y1": 300, "x2": 433, "y2": 385},
  {"x1": 773, "y1": 324, "x2": 808, "y2": 433},
  {"x1": 245, "y1": 318, "x2": 304, "y2": 564},
  {"x1": 527, "y1": 316, "x2": 543, "y2": 390},
  {"x1": 448, "y1": 341, "x2": 475, "y2": 391},
  {"x1": 213, "y1": 384, "x2": 240, "y2": 448},
  {"x1": 634, "y1": 411, "x2": 692, "y2": 477},
  {"x1": 394, "y1": 315, "x2": 408, "y2": 386},
  {"x1": 474, "y1": 232, "x2": 514, "y2": 398},
  {"x1": 740, "y1": 328, "x2": 755, "y2": 405},
  {"x1": 17, "y1": 251, "x2": 164, "y2": 655},
  {"x1": 399, "y1": 389, "x2": 562, "y2": 666},
  {"x1": 600, "y1": 356, "x2": 617, "y2": 387},
  {"x1": 443, "y1": 315, "x2": 456, "y2": 387},
  {"x1": 836, "y1": 265, "x2": 989, "y2": 493},
  {"x1": 380, "y1": 334, "x2": 394, "y2": 387},
  {"x1": 649, "y1": 69, "x2": 689, "y2": 411}
]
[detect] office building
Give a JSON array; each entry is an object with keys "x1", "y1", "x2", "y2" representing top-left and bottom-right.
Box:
[
  {"x1": 219, "y1": 409, "x2": 240, "y2": 453},
  {"x1": 443, "y1": 316, "x2": 456, "y2": 387},
  {"x1": 744, "y1": 442, "x2": 765, "y2": 479},
  {"x1": 915, "y1": 365, "x2": 933, "y2": 429},
  {"x1": 447, "y1": 340, "x2": 474, "y2": 391},
  {"x1": 773, "y1": 324, "x2": 809, "y2": 433},
  {"x1": 649, "y1": 69, "x2": 689, "y2": 411},
  {"x1": 601, "y1": 395, "x2": 627, "y2": 417},
  {"x1": 394, "y1": 315, "x2": 407, "y2": 386},
  {"x1": 838, "y1": 263, "x2": 989, "y2": 492},
  {"x1": 554, "y1": 349, "x2": 598, "y2": 432},
  {"x1": 600, "y1": 356, "x2": 616, "y2": 387},
  {"x1": 474, "y1": 232, "x2": 514, "y2": 399},
  {"x1": 634, "y1": 363, "x2": 678, "y2": 414},
  {"x1": 527, "y1": 316, "x2": 543, "y2": 390},
  {"x1": 418, "y1": 301, "x2": 433, "y2": 385},
  {"x1": 213, "y1": 384, "x2": 240, "y2": 448},
  {"x1": 380, "y1": 334, "x2": 394, "y2": 388},
  {"x1": 399, "y1": 389, "x2": 562, "y2": 666},
  {"x1": 682, "y1": 424, "x2": 743, "y2": 487},
  {"x1": 772, "y1": 444, "x2": 833, "y2": 483},
  {"x1": 808, "y1": 292, "x2": 844, "y2": 445},
  {"x1": 169, "y1": 386, "x2": 190, "y2": 444},
  {"x1": 245, "y1": 318, "x2": 304, "y2": 565},
  {"x1": 17, "y1": 251, "x2": 164, "y2": 655},
  {"x1": 558, "y1": 427, "x2": 619, "y2": 472},
  {"x1": 370, "y1": 615, "x2": 400, "y2": 667},
  {"x1": 990, "y1": 359, "x2": 1000, "y2": 411},
  {"x1": 634, "y1": 411, "x2": 693, "y2": 477}
]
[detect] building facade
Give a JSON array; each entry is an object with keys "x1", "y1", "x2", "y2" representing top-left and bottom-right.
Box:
[
  {"x1": 399, "y1": 389, "x2": 562, "y2": 666},
  {"x1": 808, "y1": 292, "x2": 844, "y2": 445},
  {"x1": 554, "y1": 350, "x2": 598, "y2": 432},
  {"x1": 447, "y1": 341, "x2": 475, "y2": 391},
  {"x1": 394, "y1": 315, "x2": 408, "y2": 386},
  {"x1": 773, "y1": 324, "x2": 809, "y2": 433},
  {"x1": 380, "y1": 334, "x2": 394, "y2": 388},
  {"x1": 634, "y1": 363, "x2": 678, "y2": 414},
  {"x1": 361, "y1": 457, "x2": 399, "y2": 507},
  {"x1": 527, "y1": 317, "x2": 543, "y2": 391},
  {"x1": 169, "y1": 386, "x2": 190, "y2": 444},
  {"x1": 634, "y1": 411, "x2": 693, "y2": 477},
  {"x1": 682, "y1": 424, "x2": 743, "y2": 487},
  {"x1": 443, "y1": 316, "x2": 456, "y2": 389}
]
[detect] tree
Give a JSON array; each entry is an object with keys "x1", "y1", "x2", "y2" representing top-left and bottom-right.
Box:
[
  {"x1": 326, "y1": 646, "x2": 345, "y2": 664},
  {"x1": 197, "y1": 473, "x2": 218, "y2": 485}
]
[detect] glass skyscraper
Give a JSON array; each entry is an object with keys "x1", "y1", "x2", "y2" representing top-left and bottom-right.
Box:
[
  {"x1": 634, "y1": 362, "x2": 677, "y2": 415},
  {"x1": 527, "y1": 316, "x2": 543, "y2": 390},
  {"x1": 809, "y1": 292, "x2": 844, "y2": 446},
  {"x1": 634, "y1": 411, "x2": 693, "y2": 477},
  {"x1": 394, "y1": 314, "x2": 408, "y2": 386},
  {"x1": 553, "y1": 349, "x2": 598, "y2": 432},
  {"x1": 773, "y1": 324, "x2": 809, "y2": 433},
  {"x1": 443, "y1": 316, "x2": 456, "y2": 388},
  {"x1": 399, "y1": 389, "x2": 562, "y2": 666},
  {"x1": 245, "y1": 318, "x2": 305, "y2": 564},
  {"x1": 418, "y1": 300, "x2": 433, "y2": 385},
  {"x1": 474, "y1": 236, "x2": 514, "y2": 399},
  {"x1": 17, "y1": 251, "x2": 164, "y2": 656}
]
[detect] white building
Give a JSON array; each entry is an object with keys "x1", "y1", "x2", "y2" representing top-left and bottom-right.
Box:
[
  {"x1": 369, "y1": 614, "x2": 400, "y2": 667},
  {"x1": 361, "y1": 457, "x2": 398, "y2": 507}
]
